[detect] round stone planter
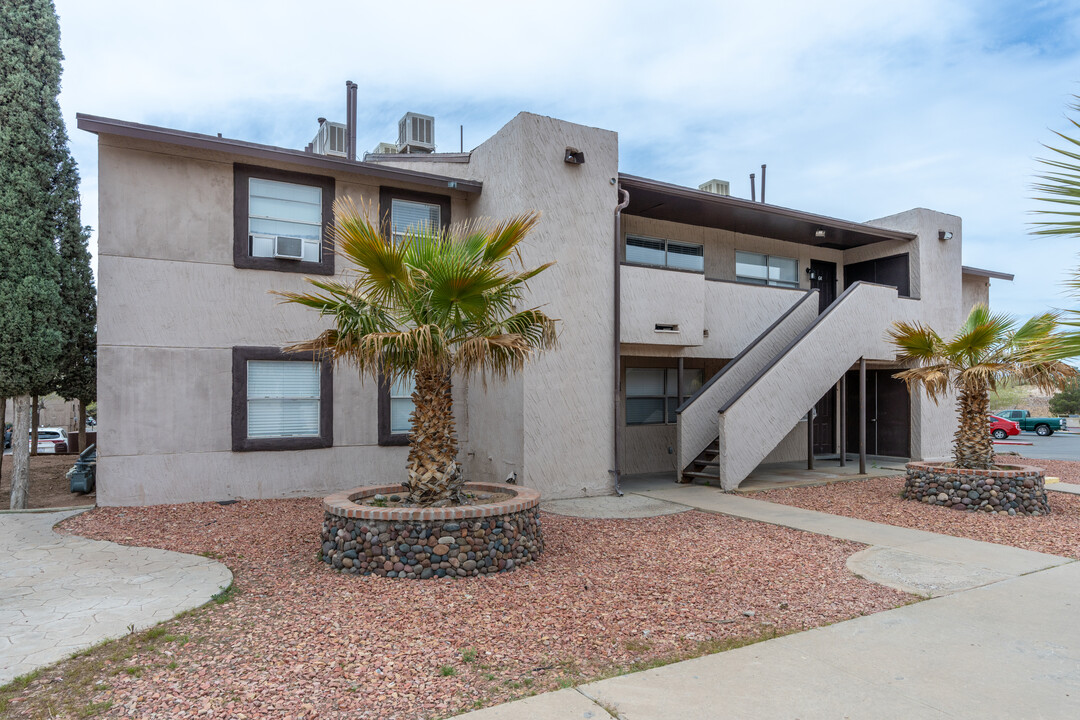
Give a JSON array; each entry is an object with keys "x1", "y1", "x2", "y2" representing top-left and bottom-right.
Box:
[
  {"x1": 904, "y1": 461, "x2": 1051, "y2": 516},
  {"x1": 320, "y1": 483, "x2": 543, "y2": 578}
]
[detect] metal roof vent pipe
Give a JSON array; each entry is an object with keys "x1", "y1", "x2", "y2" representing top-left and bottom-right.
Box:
[
  {"x1": 750, "y1": 172, "x2": 756, "y2": 202},
  {"x1": 760, "y1": 163, "x2": 766, "y2": 203},
  {"x1": 345, "y1": 81, "x2": 357, "y2": 161}
]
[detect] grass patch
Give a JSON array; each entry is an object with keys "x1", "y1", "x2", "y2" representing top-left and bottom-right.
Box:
[
  {"x1": 211, "y1": 582, "x2": 239, "y2": 605},
  {"x1": 461, "y1": 648, "x2": 478, "y2": 663},
  {"x1": 439, "y1": 665, "x2": 457, "y2": 677}
]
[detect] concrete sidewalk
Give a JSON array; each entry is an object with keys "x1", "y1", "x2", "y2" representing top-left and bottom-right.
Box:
[
  {"x1": 0, "y1": 510, "x2": 232, "y2": 684},
  {"x1": 456, "y1": 486, "x2": 1078, "y2": 719}
]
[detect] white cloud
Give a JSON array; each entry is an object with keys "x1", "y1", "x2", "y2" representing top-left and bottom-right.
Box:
[{"x1": 53, "y1": 0, "x2": 1080, "y2": 319}]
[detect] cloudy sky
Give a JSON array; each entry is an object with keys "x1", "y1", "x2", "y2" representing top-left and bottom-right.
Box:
[{"x1": 53, "y1": 0, "x2": 1080, "y2": 319}]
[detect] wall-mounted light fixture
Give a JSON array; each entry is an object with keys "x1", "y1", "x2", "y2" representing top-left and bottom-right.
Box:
[
  {"x1": 939, "y1": 230, "x2": 954, "y2": 241},
  {"x1": 565, "y1": 147, "x2": 585, "y2": 165},
  {"x1": 814, "y1": 228, "x2": 827, "y2": 238},
  {"x1": 806, "y1": 267, "x2": 818, "y2": 281}
]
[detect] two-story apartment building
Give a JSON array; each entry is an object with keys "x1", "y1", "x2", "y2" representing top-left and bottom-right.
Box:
[{"x1": 79, "y1": 104, "x2": 1009, "y2": 506}]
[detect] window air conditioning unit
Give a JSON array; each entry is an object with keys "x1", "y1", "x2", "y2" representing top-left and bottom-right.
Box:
[
  {"x1": 397, "y1": 112, "x2": 435, "y2": 153},
  {"x1": 273, "y1": 235, "x2": 305, "y2": 260},
  {"x1": 312, "y1": 120, "x2": 348, "y2": 157}
]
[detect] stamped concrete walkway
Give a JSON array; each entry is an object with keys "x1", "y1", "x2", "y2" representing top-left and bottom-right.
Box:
[
  {"x1": 0, "y1": 509, "x2": 232, "y2": 685},
  {"x1": 458, "y1": 484, "x2": 1079, "y2": 719}
]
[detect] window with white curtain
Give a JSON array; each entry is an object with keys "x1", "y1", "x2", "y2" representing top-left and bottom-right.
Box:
[
  {"x1": 246, "y1": 361, "x2": 321, "y2": 438},
  {"x1": 626, "y1": 367, "x2": 704, "y2": 425},
  {"x1": 248, "y1": 178, "x2": 323, "y2": 262},
  {"x1": 735, "y1": 251, "x2": 799, "y2": 288},
  {"x1": 389, "y1": 374, "x2": 415, "y2": 435},
  {"x1": 391, "y1": 199, "x2": 441, "y2": 243}
]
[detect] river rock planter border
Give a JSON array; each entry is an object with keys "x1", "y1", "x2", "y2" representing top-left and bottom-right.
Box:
[
  {"x1": 321, "y1": 483, "x2": 543, "y2": 578},
  {"x1": 904, "y1": 461, "x2": 1051, "y2": 516}
]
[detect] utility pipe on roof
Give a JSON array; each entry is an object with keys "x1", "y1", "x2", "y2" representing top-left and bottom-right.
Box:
[{"x1": 612, "y1": 187, "x2": 630, "y2": 497}]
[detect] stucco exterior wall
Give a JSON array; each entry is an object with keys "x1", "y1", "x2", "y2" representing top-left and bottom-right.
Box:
[
  {"x1": 95, "y1": 135, "x2": 471, "y2": 505},
  {"x1": 377, "y1": 113, "x2": 619, "y2": 499},
  {"x1": 962, "y1": 273, "x2": 990, "y2": 314}
]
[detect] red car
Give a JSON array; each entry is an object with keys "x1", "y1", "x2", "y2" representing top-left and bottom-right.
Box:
[{"x1": 990, "y1": 415, "x2": 1021, "y2": 440}]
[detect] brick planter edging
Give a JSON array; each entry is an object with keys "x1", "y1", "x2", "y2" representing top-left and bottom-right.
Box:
[
  {"x1": 321, "y1": 483, "x2": 543, "y2": 579},
  {"x1": 903, "y1": 461, "x2": 1051, "y2": 516}
]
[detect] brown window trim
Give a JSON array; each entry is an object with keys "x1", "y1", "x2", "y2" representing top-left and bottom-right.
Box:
[
  {"x1": 377, "y1": 374, "x2": 410, "y2": 446},
  {"x1": 232, "y1": 346, "x2": 333, "y2": 452},
  {"x1": 233, "y1": 164, "x2": 335, "y2": 275},
  {"x1": 378, "y1": 186, "x2": 452, "y2": 240}
]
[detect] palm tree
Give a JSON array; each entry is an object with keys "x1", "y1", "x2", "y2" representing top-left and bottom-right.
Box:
[
  {"x1": 1033, "y1": 95, "x2": 1080, "y2": 358},
  {"x1": 889, "y1": 304, "x2": 1076, "y2": 469},
  {"x1": 277, "y1": 200, "x2": 557, "y2": 506}
]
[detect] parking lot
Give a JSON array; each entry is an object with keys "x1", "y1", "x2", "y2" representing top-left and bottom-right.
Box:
[{"x1": 995, "y1": 430, "x2": 1080, "y2": 461}]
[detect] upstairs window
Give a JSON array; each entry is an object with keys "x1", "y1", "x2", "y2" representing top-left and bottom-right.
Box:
[
  {"x1": 735, "y1": 251, "x2": 799, "y2": 288},
  {"x1": 625, "y1": 236, "x2": 704, "y2": 272},
  {"x1": 233, "y1": 165, "x2": 335, "y2": 275},
  {"x1": 248, "y1": 178, "x2": 323, "y2": 262},
  {"x1": 626, "y1": 367, "x2": 704, "y2": 425},
  {"x1": 391, "y1": 200, "x2": 441, "y2": 243}
]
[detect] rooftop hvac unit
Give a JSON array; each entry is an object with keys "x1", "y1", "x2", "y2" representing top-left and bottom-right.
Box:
[
  {"x1": 312, "y1": 120, "x2": 348, "y2": 157},
  {"x1": 273, "y1": 235, "x2": 305, "y2": 260},
  {"x1": 371, "y1": 141, "x2": 399, "y2": 155},
  {"x1": 397, "y1": 112, "x2": 435, "y2": 153},
  {"x1": 698, "y1": 179, "x2": 731, "y2": 196}
]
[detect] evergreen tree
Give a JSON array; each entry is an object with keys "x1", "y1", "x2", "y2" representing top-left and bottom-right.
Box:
[
  {"x1": 53, "y1": 151, "x2": 97, "y2": 446},
  {"x1": 1049, "y1": 378, "x2": 1080, "y2": 416},
  {"x1": 0, "y1": 0, "x2": 69, "y2": 508}
]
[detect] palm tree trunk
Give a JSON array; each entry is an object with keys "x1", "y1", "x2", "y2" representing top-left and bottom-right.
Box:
[
  {"x1": 405, "y1": 367, "x2": 460, "y2": 505},
  {"x1": 953, "y1": 383, "x2": 994, "y2": 469}
]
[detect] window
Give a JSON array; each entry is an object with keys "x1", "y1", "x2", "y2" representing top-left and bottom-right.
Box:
[
  {"x1": 735, "y1": 251, "x2": 799, "y2": 288},
  {"x1": 391, "y1": 200, "x2": 441, "y2": 243},
  {"x1": 233, "y1": 165, "x2": 334, "y2": 275},
  {"x1": 231, "y1": 347, "x2": 333, "y2": 452},
  {"x1": 625, "y1": 236, "x2": 704, "y2": 272},
  {"x1": 389, "y1": 375, "x2": 415, "y2": 435},
  {"x1": 248, "y1": 178, "x2": 322, "y2": 262},
  {"x1": 379, "y1": 372, "x2": 417, "y2": 446},
  {"x1": 379, "y1": 187, "x2": 451, "y2": 245},
  {"x1": 626, "y1": 367, "x2": 704, "y2": 425}
]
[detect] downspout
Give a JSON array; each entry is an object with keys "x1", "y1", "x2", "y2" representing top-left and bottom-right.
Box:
[{"x1": 613, "y1": 186, "x2": 630, "y2": 497}]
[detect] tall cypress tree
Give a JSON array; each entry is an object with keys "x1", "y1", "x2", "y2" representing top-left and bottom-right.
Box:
[
  {"x1": 0, "y1": 0, "x2": 68, "y2": 508},
  {"x1": 54, "y1": 151, "x2": 97, "y2": 447}
]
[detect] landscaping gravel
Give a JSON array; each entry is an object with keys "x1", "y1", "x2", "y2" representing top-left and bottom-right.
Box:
[
  {"x1": 756, "y1": 455, "x2": 1080, "y2": 559},
  {"x1": 4, "y1": 499, "x2": 909, "y2": 719}
]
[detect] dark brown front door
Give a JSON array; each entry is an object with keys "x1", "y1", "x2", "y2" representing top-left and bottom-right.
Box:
[
  {"x1": 813, "y1": 388, "x2": 835, "y2": 455},
  {"x1": 810, "y1": 260, "x2": 837, "y2": 313},
  {"x1": 844, "y1": 369, "x2": 911, "y2": 457}
]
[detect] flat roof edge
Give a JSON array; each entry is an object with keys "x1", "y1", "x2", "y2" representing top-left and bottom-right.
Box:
[
  {"x1": 962, "y1": 265, "x2": 1014, "y2": 281},
  {"x1": 618, "y1": 172, "x2": 917, "y2": 242},
  {"x1": 76, "y1": 113, "x2": 482, "y2": 194}
]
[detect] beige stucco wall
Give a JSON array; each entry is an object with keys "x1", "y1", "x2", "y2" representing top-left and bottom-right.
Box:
[
  {"x1": 620, "y1": 265, "x2": 704, "y2": 346},
  {"x1": 962, "y1": 273, "x2": 990, "y2": 314},
  {"x1": 377, "y1": 113, "x2": 620, "y2": 499},
  {"x1": 95, "y1": 135, "x2": 472, "y2": 505}
]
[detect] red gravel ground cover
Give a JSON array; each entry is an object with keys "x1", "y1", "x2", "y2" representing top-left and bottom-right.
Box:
[
  {"x1": 755, "y1": 455, "x2": 1080, "y2": 559},
  {"x1": 4, "y1": 499, "x2": 909, "y2": 719}
]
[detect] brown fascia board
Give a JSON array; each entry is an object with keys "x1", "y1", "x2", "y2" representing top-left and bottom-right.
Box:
[
  {"x1": 76, "y1": 114, "x2": 482, "y2": 195},
  {"x1": 961, "y1": 265, "x2": 1014, "y2": 281},
  {"x1": 618, "y1": 173, "x2": 917, "y2": 248}
]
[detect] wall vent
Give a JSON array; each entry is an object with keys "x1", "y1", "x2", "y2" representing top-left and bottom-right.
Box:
[{"x1": 655, "y1": 323, "x2": 679, "y2": 333}]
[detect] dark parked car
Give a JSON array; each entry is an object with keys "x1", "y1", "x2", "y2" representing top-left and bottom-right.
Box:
[{"x1": 68, "y1": 444, "x2": 96, "y2": 494}]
